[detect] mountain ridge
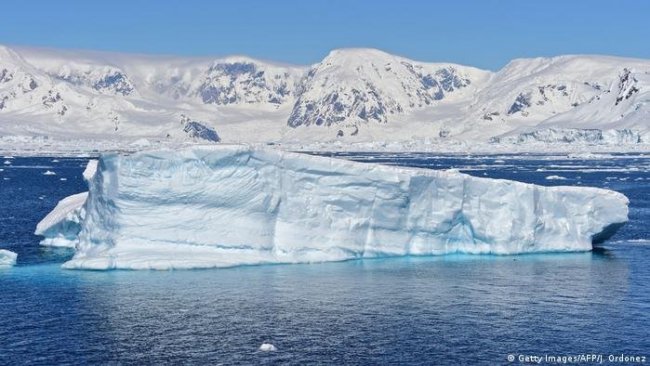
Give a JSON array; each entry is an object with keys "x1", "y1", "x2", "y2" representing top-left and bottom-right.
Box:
[{"x1": 1, "y1": 44, "x2": 649, "y2": 150}]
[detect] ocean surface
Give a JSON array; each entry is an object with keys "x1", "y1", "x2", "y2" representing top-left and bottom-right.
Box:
[{"x1": 1, "y1": 153, "x2": 649, "y2": 365}]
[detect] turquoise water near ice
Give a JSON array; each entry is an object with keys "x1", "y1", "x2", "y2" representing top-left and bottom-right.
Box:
[{"x1": 1, "y1": 154, "x2": 649, "y2": 364}]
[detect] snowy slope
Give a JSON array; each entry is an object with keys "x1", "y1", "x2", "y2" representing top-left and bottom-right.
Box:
[
  {"x1": 1, "y1": 45, "x2": 649, "y2": 152},
  {"x1": 287, "y1": 49, "x2": 490, "y2": 129},
  {"x1": 466, "y1": 55, "x2": 650, "y2": 144},
  {"x1": 55, "y1": 146, "x2": 628, "y2": 270}
]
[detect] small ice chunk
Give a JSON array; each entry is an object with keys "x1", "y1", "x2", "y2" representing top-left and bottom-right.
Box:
[
  {"x1": 60, "y1": 178, "x2": 67, "y2": 181},
  {"x1": 0, "y1": 249, "x2": 17, "y2": 266},
  {"x1": 43, "y1": 170, "x2": 56, "y2": 176},
  {"x1": 3, "y1": 160, "x2": 10, "y2": 165},
  {"x1": 545, "y1": 175, "x2": 567, "y2": 180},
  {"x1": 259, "y1": 343, "x2": 277, "y2": 352}
]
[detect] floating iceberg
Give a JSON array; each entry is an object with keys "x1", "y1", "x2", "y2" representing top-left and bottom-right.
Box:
[
  {"x1": 34, "y1": 160, "x2": 97, "y2": 248},
  {"x1": 49, "y1": 146, "x2": 630, "y2": 270},
  {"x1": 259, "y1": 343, "x2": 277, "y2": 352},
  {"x1": 0, "y1": 249, "x2": 17, "y2": 266}
]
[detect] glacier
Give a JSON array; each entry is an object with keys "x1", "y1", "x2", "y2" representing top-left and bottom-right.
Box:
[
  {"x1": 46, "y1": 145, "x2": 629, "y2": 270},
  {"x1": 0, "y1": 249, "x2": 17, "y2": 266}
]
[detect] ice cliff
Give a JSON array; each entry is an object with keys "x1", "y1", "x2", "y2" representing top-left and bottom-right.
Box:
[{"x1": 37, "y1": 146, "x2": 627, "y2": 270}]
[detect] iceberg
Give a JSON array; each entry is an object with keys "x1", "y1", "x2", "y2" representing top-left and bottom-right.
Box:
[
  {"x1": 259, "y1": 343, "x2": 277, "y2": 352},
  {"x1": 34, "y1": 160, "x2": 97, "y2": 248},
  {"x1": 0, "y1": 249, "x2": 17, "y2": 266},
  {"x1": 49, "y1": 146, "x2": 628, "y2": 270}
]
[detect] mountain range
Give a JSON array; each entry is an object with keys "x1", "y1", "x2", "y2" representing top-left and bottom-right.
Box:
[{"x1": 0, "y1": 45, "x2": 648, "y2": 150}]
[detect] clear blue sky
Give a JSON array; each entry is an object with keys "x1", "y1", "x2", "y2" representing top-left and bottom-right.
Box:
[{"x1": 2, "y1": 0, "x2": 649, "y2": 70}]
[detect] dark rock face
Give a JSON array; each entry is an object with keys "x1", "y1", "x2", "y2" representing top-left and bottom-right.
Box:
[
  {"x1": 42, "y1": 90, "x2": 62, "y2": 107},
  {"x1": 55, "y1": 69, "x2": 135, "y2": 96},
  {"x1": 93, "y1": 72, "x2": 134, "y2": 96},
  {"x1": 198, "y1": 62, "x2": 292, "y2": 105},
  {"x1": 287, "y1": 64, "x2": 471, "y2": 128},
  {"x1": 0, "y1": 69, "x2": 13, "y2": 83},
  {"x1": 183, "y1": 121, "x2": 221, "y2": 142},
  {"x1": 615, "y1": 68, "x2": 640, "y2": 106},
  {"x1": 508, "y1": 93, "x2": 532, "y2": 115},
  {"x1": 435, "y1": 68, "x2": 471, "y2": 92}
]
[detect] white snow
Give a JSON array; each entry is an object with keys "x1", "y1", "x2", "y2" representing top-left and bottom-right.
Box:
[
  {"x1": 0, "y1": 249, "x2": 17, "y2": 266},
  {"x1": 43, "y1": 170, "x2": 56, "y2": 175},
  {"x1": 130, "y1": 138, "x2": 151, "y2": 147},
  {"x1": 258, "y1": 343, "x2": 277, "y2": 352},
  {"x1": 1, "y1": 44, "x2": 649, "y2": 155},
  {"x1": 57, "y1": 145, "x2": 628, "y2": 270}
]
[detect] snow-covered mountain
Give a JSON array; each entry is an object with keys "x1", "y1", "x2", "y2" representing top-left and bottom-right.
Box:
[
  {"x1": 287, "y1": 49, "x2": 489, "y2": 129},
  {"x1": 464, "y1": 55, "x2": 650, "y2": 144},
  {"x1": 0, "y1": 44, "x2": 649, "y2": 151}
]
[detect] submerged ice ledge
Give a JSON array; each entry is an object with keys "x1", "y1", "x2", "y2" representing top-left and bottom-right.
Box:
[{"x1": 39, "y1": 145, "x2": 628, "y2": 270}]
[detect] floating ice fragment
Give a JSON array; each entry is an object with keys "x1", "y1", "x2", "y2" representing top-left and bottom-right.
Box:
[
  {"x1": 259, "y1": 343, "x2": 277, "y2": 352},
  {"x1": 43, "y1": 170, "x2": 56, "y2": 176},
  {"x1": 545, "y1": 175, "x2": 567, "y2": 180},
  {"x1": 0, "y1": 249, "x2": 17, "y2": 266}
]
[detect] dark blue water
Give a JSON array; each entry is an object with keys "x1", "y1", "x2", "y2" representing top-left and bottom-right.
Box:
[{"x1": 1, "y1": 154, "x2": 649, "y2": 365}]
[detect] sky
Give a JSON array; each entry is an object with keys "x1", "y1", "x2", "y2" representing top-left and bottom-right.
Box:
[{"x1": 2, "y1": 0, "x2": 649, "y2": 70}]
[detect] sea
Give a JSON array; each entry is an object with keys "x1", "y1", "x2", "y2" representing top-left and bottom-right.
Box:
[{"x1": 1, "y1": 153, "x2": 649, "y2": 365}]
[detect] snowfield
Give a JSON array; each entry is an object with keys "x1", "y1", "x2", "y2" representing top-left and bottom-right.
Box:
[
  {"x1": 34, "y1": 146, "x2": 630, "y2": 270},
  {"x1": 1, "y1": 45, "x2": 649, "y2": 154}
]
